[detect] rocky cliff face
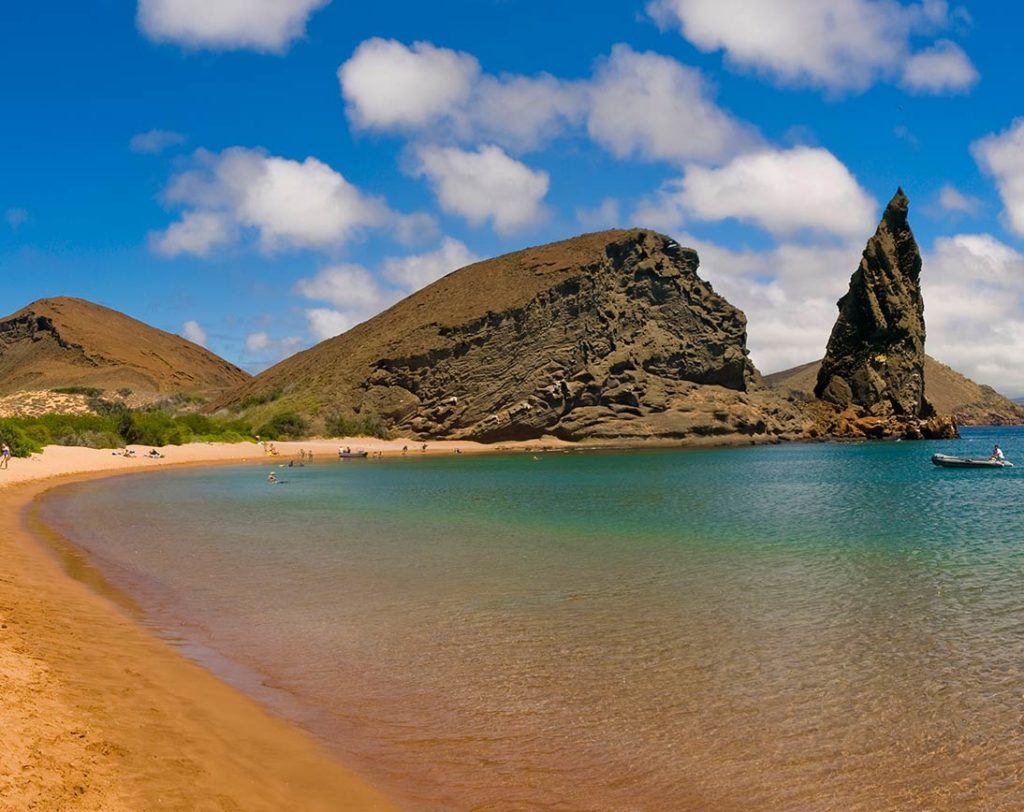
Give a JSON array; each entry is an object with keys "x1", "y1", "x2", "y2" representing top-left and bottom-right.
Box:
[
  {"x1": 815, "y1": 189, "x2": 930, "y2": 415},
  {"x1": 223, "y1": 229, "x2": 810, "y2": 443},
  {"x1": 813, "y1": 190, "x2": 956, "y2": 439}
]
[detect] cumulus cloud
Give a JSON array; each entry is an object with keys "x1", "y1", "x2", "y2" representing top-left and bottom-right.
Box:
[
  {"x1": 130, "y1": 129, "x2": 186, "y2": 154},
  {"x1": 137, "y1": 0, "x2": 329, "y2": 52},
  {"x1": 245, "y1": 331, "x2": 303, "y2": 362},
  {"x1": 647, "y1": 0, "x2": 977, "y2": 95},
  {"x1": 647, "y1": 147, "x2": 877, "y2": 238},
  {"x1": 937, "y1": 183, "x2": 982, "y2": 215},
  {"x1": 923, "y1": 234, "x2": 1024, "y2": 395},
  {"x1": 295, "y1": 238, "x2": 478, "y2": 341},
  {"x1": 181, "y1": 319, "x2": 208, "y2": 346},
  {"x1": 339, "y1": 38, "x2": 480, "y2": 130},
  {"x1": 587, "y1": 45, "x2": 759, "y2": 162},
  {"x1": 338, "y1": 40, "x2": 748, "y2": 159},
  {"x1": 685, "y1": 233, "x2": 862, "y2": 373},
  {"x1": 972, "y1": 119, "x2": 1024, "y2": 236},
  {"x1": 150, "y1": 210, "x2": 234, "y2": 257},
  {"x1": 901, "y1": 39, "x2": 978, "y2": 93},
  {"x1": 413, "y1": 144, "x2": 549, "y2": 233},
  {"x1": 382, "y1": 237, "x2": 478, "y2": 289},
  {"x1": 576, "y1": 198, "x2": 622, "y2": 230},
  {"x1": 152, "y1": 147, "x2": 403, "y2": 256}
]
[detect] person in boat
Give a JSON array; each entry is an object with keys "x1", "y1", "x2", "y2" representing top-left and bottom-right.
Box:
[{"x1": 991, "y1": 444, "x2": 1005, "y2": 462}]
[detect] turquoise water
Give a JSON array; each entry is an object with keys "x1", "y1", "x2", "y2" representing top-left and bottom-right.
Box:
[{"x1": 39, "y1": 428, "x2": 1024, "y2": 810}]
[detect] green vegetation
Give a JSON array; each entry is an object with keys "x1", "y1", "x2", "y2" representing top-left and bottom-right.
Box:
[
  {"x1": 238, "y1": 387, "x2": 283, "y2": 411},
  {"x1": 325, "y1": 411, "x2": 391, "y2": 439},
  {"x1": 256, "y1": 411, "x2": 309, "y2": 440},
  {"x1": 51, "y1": 386, "x2": 103, "y2": 398},
  {"x1": 0, "y1": 410, "x2": 256, "y2": 456}
]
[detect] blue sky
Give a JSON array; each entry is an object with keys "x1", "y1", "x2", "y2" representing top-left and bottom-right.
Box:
[{"x1": 4, "y1": 1, "x2": 1024, "y2": 393}]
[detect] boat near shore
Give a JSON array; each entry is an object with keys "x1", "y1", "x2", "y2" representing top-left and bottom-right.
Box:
[
  {"x1": 931, "y1": 453, "x2": 1014, "y2": 468},
  {"x1": 338, "y1": 448, "x2": 368, "y2": 459}
]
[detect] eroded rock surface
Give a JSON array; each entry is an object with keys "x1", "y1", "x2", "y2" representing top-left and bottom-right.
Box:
[
  {"x1": 814, "y1": 189, "x2": 957, "y2": 439},
  {"x1": 223, "y1": 229, "x2": 809, "y2": 442}
]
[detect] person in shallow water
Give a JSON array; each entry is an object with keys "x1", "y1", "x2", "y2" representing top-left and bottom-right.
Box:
[
  {"x1": 267, "y1": 471, "x2": 278, "y2": 483},
  {"x1": 991, "y1": 444, "x2": 1005, "y2": 461}
]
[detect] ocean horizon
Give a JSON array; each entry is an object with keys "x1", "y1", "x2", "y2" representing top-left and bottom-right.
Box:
[{"x1": 36, "y1": 427, "x2": 1024, "y2": 809}]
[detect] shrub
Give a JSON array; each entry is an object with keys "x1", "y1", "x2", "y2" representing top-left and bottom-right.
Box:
[
  {"x1": 0, "y1": 419, "x2": 42, "y2": 456},
  {"x1": 52, "y1": 386, "x2": 102, "y2": 398},
  {"x1": 325, "y1": 411, "x2": 391, "y2": 439},
  {"x1": 257, "y1": 412, "x2": 309, "y2": 440},
  {"x1": 239, "y1": 387, "x2": 283, "y2": 411},
  {"x1": 117, "y1": 413, "x2": 141, "y2": 445}
]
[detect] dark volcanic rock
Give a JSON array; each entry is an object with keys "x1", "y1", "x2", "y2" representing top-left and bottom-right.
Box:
[
  {"x1": 815, "y1": 189, "x2": 930, "y2": 416},
  {"x1": 222, "y1": 229, "x2": 810, "y2": 443},
  {"x1": 813, "y1": 189, "x2": 956, "y2": 438}
]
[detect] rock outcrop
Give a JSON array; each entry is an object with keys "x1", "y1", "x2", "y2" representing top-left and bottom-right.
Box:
[
  {"x1": 0, "y1": 297, "x2": 250, "y2": 397},
  {"x1": 815, "y1": 189, "x2": 927, "y2": 414},
  {"x1": 220, "y1": 229, "x2": 810, "y2": 443},
  {"x1": 813, "y1": 189, "x2": 956, "y2": 438},
  {"x1": 766, "y1": 356, "x2": 1024, "y2": 426}
]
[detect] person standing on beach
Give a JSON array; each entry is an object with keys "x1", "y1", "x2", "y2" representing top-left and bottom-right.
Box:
[{"x1": 1, "y1": 442, "x2": 10, "y2": 469}]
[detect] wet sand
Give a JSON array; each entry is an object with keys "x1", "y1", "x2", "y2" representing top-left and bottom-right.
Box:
[{"x1": 0, "y1": 438, "x2": 549, "y2": 810}]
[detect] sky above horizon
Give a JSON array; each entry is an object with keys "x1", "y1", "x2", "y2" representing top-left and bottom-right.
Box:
[{"x1": 5, "y1": 1, "x2": 1024, "y2": 394}]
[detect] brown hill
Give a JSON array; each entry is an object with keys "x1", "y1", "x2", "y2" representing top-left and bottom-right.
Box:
[
  {"x1": 219, "y1": 229, "x2": 811, "y2": 443},
  {"x1": 0, "y1": 297, "x2": 250, "y2": 397},
  {"x1": 765, "y1": 357, "x2": 1024, "y2": 426}
]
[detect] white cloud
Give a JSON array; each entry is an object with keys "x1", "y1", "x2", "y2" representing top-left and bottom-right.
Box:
[
  {"x1": 137, "y1": 0, "x2": 329, "y2": 52},
  {"x1": 382, "y1": 237, "x2": 478, "y2": 290},
  {"x1": 937, "y1": 183, "x2": 982, "y2": 215},
  {"x1": 413, "y1": 144, "x2": 549, "y2": 233},
  {"x1": 150, "y1": 210, "x2": 233, "y2": 257},
  {"x1": 924, "y1": 234, "x2": 1024, "y2": 395},
  {"x1": 901, "y1": 39, "x2": 979, "y2": 93},
  {"x1": 576, "y1": 198, "x2": 622, "y2": 230},
  {"x1": 338, "y1": 40, "x2": 748, "y2": 160},
  {"x1": 972, "y1": 119, "x2": 1024, "y2": 236},
  {"x1": 181, "y1": 319, "x2": 208, "y2": 346},
  {"x1": 647, "y1": 0, "x2": 977, "y2": 94},
  {"x1": 668, "y1": 147, "x2": 877, "y2": 238},
  {"x1": 587, "y1": 45, "x2": 758, "y2": 163},
  {"x1": 153, "y1": 147, "x2": 400, "y2": 255},
  {"x1": 245, "y1": 331, "x2": 303, "y2": 360},
  {"x1": 130, "y1": 129, "x2": 186, "y2": 154},
  {"x1": 685, "y1": 233, "x2": 862, "y2": 373},
  {"x1": 339, "y1": 38, "x2": 480, "y2": 130},
  {"x1": 294, "y1": 237, "x2": 480, "y2": 341},
  {"x1": 304, "y1": 307, "x2": 355, "y2": 341},
  {"x1": 294, "y1": 263, "x2": 385, "y2": 310}
]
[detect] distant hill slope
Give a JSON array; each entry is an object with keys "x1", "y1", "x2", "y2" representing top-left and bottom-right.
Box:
[
  {"x1": 765, "y1": 357, "x2": 1024, "y2": 425},
  {"x1": 0, "y1": 297, "x2": 250, "y2": 396},
  {"x1": 218, "y1": 229, "x2": 811, "y2": 442}
]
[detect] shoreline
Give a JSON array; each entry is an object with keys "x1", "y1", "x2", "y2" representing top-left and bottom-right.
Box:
[
  {"x1": 0, "y1": 434, "x2": 593, "y2": 809},
  {"x1": 0, "y1": 430, "x2": 887, "y2": 808},
  {"x1": 1, "y1": 437, "x2": 544, "y2": 809}
]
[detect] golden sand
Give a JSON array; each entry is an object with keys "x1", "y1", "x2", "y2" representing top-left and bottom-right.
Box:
[{"x1": 0, "y1": 438, "x2": 557, "y2": 810}]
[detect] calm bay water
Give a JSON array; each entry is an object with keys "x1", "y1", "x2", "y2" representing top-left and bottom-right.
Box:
[{"x1": 38, "y1": 428, "x2": 1024, "y2": 810}]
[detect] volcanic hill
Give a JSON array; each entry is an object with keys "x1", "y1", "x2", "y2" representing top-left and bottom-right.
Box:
[
  {"x1": 220, "y1": 229, "x2": 811, "y2": 442},
  {"x1": 766, "y1": 357, "x2": 1024, "y2": 426},
  {"x1": 0, "y1": 297, "x2": 250, "y2": 397}
]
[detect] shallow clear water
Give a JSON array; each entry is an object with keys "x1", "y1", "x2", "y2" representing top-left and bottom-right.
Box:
[{"x1": 38, "y1": 428, "x2": 1024, "y2": 810}]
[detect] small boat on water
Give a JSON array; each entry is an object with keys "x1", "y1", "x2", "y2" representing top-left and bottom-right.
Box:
[
  {"x1": 931, "y1": 453, "x2": 1014, "y2": 469},
  {"x1": 338, "y1": 448, "x2": 368, "y2": 459}
]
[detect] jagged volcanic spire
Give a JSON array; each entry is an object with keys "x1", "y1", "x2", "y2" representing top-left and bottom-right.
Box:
[{"x1": 814, "y1": 188, "x2": 932, "y2": 417}]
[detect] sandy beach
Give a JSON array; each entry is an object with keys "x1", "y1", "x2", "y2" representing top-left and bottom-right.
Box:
[{"x1": 0, "y1": 437, "x2": 550, "y2": 810}]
